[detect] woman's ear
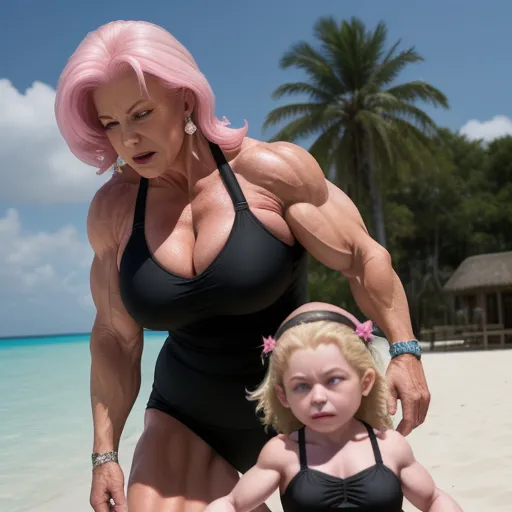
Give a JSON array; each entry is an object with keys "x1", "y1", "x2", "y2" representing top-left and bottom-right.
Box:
[{"x1": 183, "y1": 88, "x2": 196, "y2": 117}]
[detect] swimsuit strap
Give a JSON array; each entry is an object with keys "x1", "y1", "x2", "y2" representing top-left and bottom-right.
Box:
[
  {"x1": 361, "y1": 420, "x2": 383, "y2": 464},
  {"x1": 208, "y1": 141, "x2": 248, "y2": 210},
  {"x1": 132, "y1": 141, "x2": 246, "y2": 231},
  {"x1": 298, "y1": 427, "x2": 308, "y2": 470},
  {"x1": 133, "y1": 176, "x2": 149, "y2": 230}
]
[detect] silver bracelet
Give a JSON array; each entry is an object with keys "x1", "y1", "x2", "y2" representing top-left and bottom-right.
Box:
[{"x1": 91, "y1": 450, "x2": 119, "y2": 469}]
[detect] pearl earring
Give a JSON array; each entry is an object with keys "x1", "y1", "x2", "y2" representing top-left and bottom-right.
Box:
[{"x1": 184, "y1": 116, "x2": 197, "y2": 135}]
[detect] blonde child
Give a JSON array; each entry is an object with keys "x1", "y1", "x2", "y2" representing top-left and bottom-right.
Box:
[{"x1": 204, "y1": 306, "x2": 463, "y2": 512}]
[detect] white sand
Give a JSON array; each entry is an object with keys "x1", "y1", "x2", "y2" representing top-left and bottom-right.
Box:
[{"x1": 29, "y1": 349, "x2": 512, "y2": 512}]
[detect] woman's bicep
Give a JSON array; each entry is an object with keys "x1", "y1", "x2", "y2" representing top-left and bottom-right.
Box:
[
  {"x1": 87, "y1": 184, "x2": 142, "y2": 347},
  {"x1": 90, "y1": 251, "x2": 141, "y2": 345}
]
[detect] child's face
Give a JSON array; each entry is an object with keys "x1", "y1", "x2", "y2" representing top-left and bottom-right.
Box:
[{"x1": 278, "y1": 343, "x2": 374, "y2": 433}]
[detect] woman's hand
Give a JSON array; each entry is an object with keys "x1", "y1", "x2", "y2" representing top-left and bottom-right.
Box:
[{"x1": 90, "y1": 462, "x2": 127, "y2": 512}]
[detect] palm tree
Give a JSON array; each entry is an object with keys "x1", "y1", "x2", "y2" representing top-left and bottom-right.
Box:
[{"x1": 263, "y1": 16, "x2": 449, "y2": 248}]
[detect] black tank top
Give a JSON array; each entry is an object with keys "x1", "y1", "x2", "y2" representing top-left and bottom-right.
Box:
[
  {"x1": 118, "y1": 142, "x2": 309, "y2": 377},
  {"x1": 281, "y1": 422, "x2": 404, "y2": 512}
]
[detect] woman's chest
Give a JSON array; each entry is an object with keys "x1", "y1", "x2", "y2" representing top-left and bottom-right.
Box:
[{"x1": 122, "y1": 178, "x2": 294, "y2": 278}]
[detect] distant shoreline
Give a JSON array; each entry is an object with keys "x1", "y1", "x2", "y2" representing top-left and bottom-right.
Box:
[
  {"x1": 0, "y1": 332, "x2": 91, "y2": 341},
  {"x1": 0, "y1": 329, "x2": 165, "y2": 342}
]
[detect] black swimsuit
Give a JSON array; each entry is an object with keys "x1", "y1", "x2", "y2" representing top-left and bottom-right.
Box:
[
  {"x1": 281, "y1": 422, "x2": 404, "y2": 511},
  {"x1": 119, "y1": 142, "x2": 309, "y2": 472}
]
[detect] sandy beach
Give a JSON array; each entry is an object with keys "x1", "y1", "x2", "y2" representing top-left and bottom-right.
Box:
[{"x1": 29, "y1": 349, "x2": 512, "y2": 512}]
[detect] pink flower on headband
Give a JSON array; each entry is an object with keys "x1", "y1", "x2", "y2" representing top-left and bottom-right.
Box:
[
  {"x1": 262, "y1": 335, "x2": 276, "y2": 354},
  {"x1": 355, "y1": 320, "x2": 374, "y2": 342}
]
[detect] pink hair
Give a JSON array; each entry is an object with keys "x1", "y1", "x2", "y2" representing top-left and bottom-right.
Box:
[{"x1": 54, "y1": 20, "x2": 248, "y2": 174}]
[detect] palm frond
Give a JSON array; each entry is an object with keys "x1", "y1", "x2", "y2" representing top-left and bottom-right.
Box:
[
  {"x1": 264, "y1": 116, "x2": 321, "y2": 143},
  {"x1": 389, "y1": 117, "x2": 435, "y2": 147},
  {"x1": 362, "y1": 21, "x2": 388, "y2": 73},
  {"x1": 333, "y1": 17, "x2": 369, "y2": 90},
  {"x1": 333, "y1": 133, "x2": 366, "y2": 202},
  {"x1": 356, "y1": 110, "x2": 395, "y2": 168},
  {"x1": 382, "y1": 118, "x2": 440, "y2": 170},
  {"x1": 385, "y1": 103, "x2": 441, "y2": 136},
  {"x1": 307, "y1": 121, "x2": 344, "y2": 172},
  {"x1": 271, "y1": 82, "x2": 332, "y2": 102},
  {"x1": 279, "y1": 41, "x2": 342, "y2": 94},
  {"x1": 373, "y1": 47, "x2": 424, "y2": 88},
  {"x1": 366, "y1": 91, "x2": 441, "y2": 137},
  {"x1": 385, "y1": 81, "x2": 449, "y2": 108},
  {"x1": 361, "y1": 37, "x2": 401, "y2": 93},
  {"x1": 313, "y1": 16, "x2": 341, "y2": 46},
  {"x1": 264, "y1": 104, "x2": 341, "y2": 142},
  {"x1": 262, "y1": 102, "x2": 326, "y2": 129}
]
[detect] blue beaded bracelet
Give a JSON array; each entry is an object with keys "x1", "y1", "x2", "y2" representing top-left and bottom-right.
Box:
[{"x1": 389, "y1": 340, "x2": 421, "y2": 360}]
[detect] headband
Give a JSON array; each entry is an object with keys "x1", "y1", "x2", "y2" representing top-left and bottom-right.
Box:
[{"x1": 261, "y1": 309, "x2": 374, "y2": 360}]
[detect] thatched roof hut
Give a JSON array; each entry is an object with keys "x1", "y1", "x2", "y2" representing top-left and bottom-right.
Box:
[
  {"x1": 443, "y1": 251, "x2": 512, "y2": 293},
  {"x1": 442, "y1": 252, "x2": 512, "y2": 345}
]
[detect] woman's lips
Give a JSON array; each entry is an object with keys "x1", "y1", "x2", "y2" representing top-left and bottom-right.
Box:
[{"x1": 133, "y1": 152, "x2": 156, "y2": 164}]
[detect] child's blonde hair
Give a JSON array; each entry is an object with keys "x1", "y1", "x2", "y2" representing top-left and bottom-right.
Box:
[{"x1": 248, "y1": 319, "x2": 393, "y2": 435}]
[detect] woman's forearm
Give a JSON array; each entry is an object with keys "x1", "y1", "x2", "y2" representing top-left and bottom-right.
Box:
[{"x1": 90, "y1": 328, "x2": 143, "y2": 453}]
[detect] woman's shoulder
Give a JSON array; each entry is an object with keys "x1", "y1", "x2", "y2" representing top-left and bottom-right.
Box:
[
  {"x1": 232, "y1": 138, "x2": 328, "y2": 206},
  {"x1": 233, "y1": 138, "x2": 321, "y2": 179},
  {"x1": 87, "y1": 174, "x2": 138, "y2": 255}
]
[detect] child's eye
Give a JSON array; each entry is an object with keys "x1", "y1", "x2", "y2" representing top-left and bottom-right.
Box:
[{"x1": 293, "y1": 383, "x2": 309, "y2": 392}]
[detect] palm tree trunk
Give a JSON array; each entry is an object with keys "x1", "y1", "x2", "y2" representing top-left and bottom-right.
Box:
[{"x1": 365, "y1": 137, "x2": 387, "y2": 248}]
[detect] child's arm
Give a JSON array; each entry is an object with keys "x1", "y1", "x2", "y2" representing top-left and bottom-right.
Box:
[
  {"x1": 390, "y1": 431, "x2": 463, "y2": 511},
  {"x1": 204, "y1": 438, "x2": 282, "y2": 512}
]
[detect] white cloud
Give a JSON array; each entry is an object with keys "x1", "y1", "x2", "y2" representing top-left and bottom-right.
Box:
[
  {"x1": 459, "y1": 115, "x2": 512, "y2": 143},
  {"x1": 0, "y1": 207, "x2": 93, "y2": 300},
  {"x1": 0, "y1": 79, "x2": 110, "y2": 204}
]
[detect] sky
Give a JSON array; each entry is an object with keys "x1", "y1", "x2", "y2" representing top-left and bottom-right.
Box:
[{"x1": 1, "y1": 0, "x2": 511, "y2": 337}]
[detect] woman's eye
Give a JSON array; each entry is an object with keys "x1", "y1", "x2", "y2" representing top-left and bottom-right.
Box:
[{"x1": 134, "y1": 109, "x2": 152, "y2": 119}]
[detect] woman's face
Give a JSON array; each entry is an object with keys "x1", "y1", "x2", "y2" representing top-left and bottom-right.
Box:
[{"x1": 92, "y1": 71, "x2": 193, "y2": 178}]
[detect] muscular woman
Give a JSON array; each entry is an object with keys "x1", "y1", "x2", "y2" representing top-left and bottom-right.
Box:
[{"x1": 54, "y1": 20, "x2": 430, "y2": 512}]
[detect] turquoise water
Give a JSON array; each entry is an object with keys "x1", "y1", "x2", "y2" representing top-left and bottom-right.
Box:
[{"x1": 0, "y1": 331, "x2": 167, "y2": 512}]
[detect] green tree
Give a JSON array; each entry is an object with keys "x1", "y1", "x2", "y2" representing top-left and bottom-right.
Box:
[
  {"x1": 477, "y1": 135, "x2": 512, "y2": 251},
  {"x1": 385, "y1": 129, "x2": 512, "y2": 331},
  {"x1": 263, "y1": 16, "x2": 449, "y2": 248}
]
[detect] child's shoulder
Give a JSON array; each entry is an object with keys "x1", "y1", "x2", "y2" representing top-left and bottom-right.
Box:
[
  {"x1": 355, "y1": 425, "x2": 410, "y2": 448},
  {"x1": 358, "y1": 427, "x2": 415, "y2": 467},
  {"x1": 266, "y1": 431, "x2": 302, "y2": 452},
  {"x1": 258, "y1": 431, "x2": 302, "y2": 463},
  {"x1": 376, "y1": 428, "x2": 411, "y2": 449},
  {"x1": 255, "y1": 432, "x2": 297, "y2": 470}
]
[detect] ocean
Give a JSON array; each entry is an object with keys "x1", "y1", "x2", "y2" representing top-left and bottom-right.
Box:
[{"x1": 0, "y1": 331, "x2": 167, "y2": 512}]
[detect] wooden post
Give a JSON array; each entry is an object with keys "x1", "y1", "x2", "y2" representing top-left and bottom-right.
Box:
[
  {"x1": 478, "y1": 292, "x2": 488, "y2": 349},
  {"x1": 497, "y1": 290, "x2": 504, "y2": 346},
  {"x1": 482, "y1": 308, "x2": 488, "y2": 350}
]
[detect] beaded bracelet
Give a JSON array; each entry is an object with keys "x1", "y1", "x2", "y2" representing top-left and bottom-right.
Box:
[
  {"x1": 389, "y1": 340, "x2": 422, "y2": 360},
  {"x1": 91, "y1": 450, "x2": 119, "y2": 469}
]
